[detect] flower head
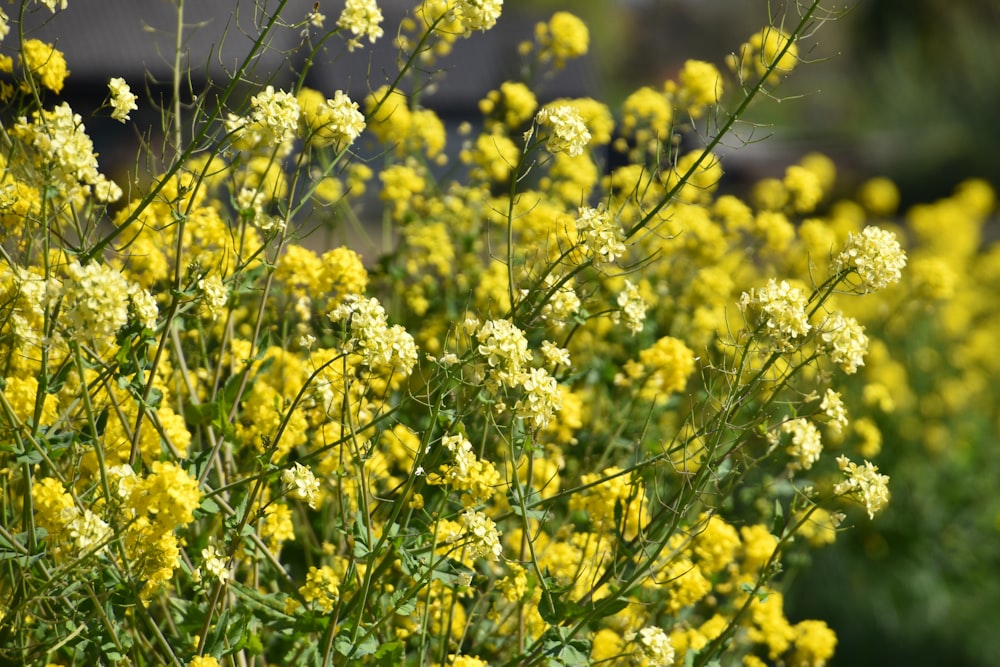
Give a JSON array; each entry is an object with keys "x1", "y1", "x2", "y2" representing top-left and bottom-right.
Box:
[
  {"x1": 108, "y1": 77, "x2": 138, "y2": 122},
  {"x1": 781, "y1": 418, "x2": 823, "y2": 470},
  {"x1": 674, "y1": 59, "x2": 723, "y2": 114},
  {"x1": 575, "y1": 205, "x2": 625, "y2": 267},
  {"x1": 22, "y1": 39, "x2": 69, "y2": 93},
  {"x1": 628, "y1": 626, "x2": 675, "y2": 667},
  {"x1": 60, "y1": 261, "x2": 132, "y2": 341},
  {"x1": 819, "y1": 312, "x2": 868, "y2": 374},
  {"x1": 739, "y1": 279, "x2": 811, "y2": 351},
  {"x1": 38, "y1": 0, "x2": 68, "y2": 12},
  {"x1": 300, "y1": 565, "x2": 340, "y2": 612},
  {"x1": 323, "y1": 90, "x2": 366, "y2": 147},
  {"x1": 249, "y1": 85, "x2": 301, "y2": 147},
  {"x1": 282, "y1": 462, "x2": 320, "y2": 509},
  {"x1": 460, "y1": 509, "x2": 503, "y2": 560},
  {"x1": 534, "y1": 104, "x2": 591, "y2": 157},
  {"x1": 820, "y1": 389, "x2": 848, "y2": 432},
  {"x1": 476, "y1": 318, "x2": 532, "y2": 381},
  {"x1": 833, "y1": 455, "x2": 890, "y2": 519},
  {"x1": 616, "y1": 279, "x2": 647, "y2": 335},
  {"x1": 833, "y1": 226, "x2": 907, "y2": 292},
  {"x1": 338, "y1": 0, "x2": 384, "y2": 51},
  {"x1": 199, "y1": 546, "x2": 230, "y2": 584},
  {"x1": 455, "y1": 0, "x2": 503, "y2": 34},
  {"x1": 536, "y1": 11, "x2": 589, "y2": 67},
  {"x1": 328, "y1": 295, "x2": 419, "y2": 375},
  {"x1": 514, "y1": 366, "x2": 562, "y2": 431}
]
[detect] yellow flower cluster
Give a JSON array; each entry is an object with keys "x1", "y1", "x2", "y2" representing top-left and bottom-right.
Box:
[
  {"x1": 12, "y1": 103, "x2": 121, "y2": 203},
  {"x1": 833, "y1": 455, "x2": 890, "y2": 519},
  {"x1": 337, "y1": 0, "x2": 384, "y2": 51},
  {"x1": 297, "y1": 88, "x2": 366, "y2": 148},
  {"x1": 534, "y1": 11, "x2": 589, "y2": 68},
  {"x1": 108, "y1": 77, "x2": 137, "y2": 122},
  {"x1": 21, "y1": 39, "x2": 69, "y2": 93},
  {"x1": 728, "y1": 27, "x2": 799, "y2": 85},
  {"x1": 534, "y1": 103, "x2": 592, "y2": 157},
  {"x1": 6, "y1": 5, "x2": 983, "y2": 666},
  {"x1": 739, "y1": 278, "x2": 811, "y2": 351}
]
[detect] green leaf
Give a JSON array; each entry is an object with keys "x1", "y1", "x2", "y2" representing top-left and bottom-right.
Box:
[
  {"x1": 592, "y1": 597, "x2": 630, "y2": 619},
  {"x1": 374, "y1": 640, "x2": 404, "y2": 664},
  {"x1": 538, "y1": 589, "x2": 573, "y2": 625},
  {"x1": 144, "y1": 387, "x2": 164, "y2": 410},
  {"x1": 539, "y1": 627, "x2": 592, "y2": 666},
  {"x1": 198, "y1": 496, "x2": 221, "y2": 516},
  {"x1": 45, "y1": 361, "x2": 75, "y2": 394},
  {"x1": 287, "y1": 642, "x2": 320, "y2": 667},
  {"x1": 15, "y1": 449, "x2": 43, "y2": 466},
  {"x1": 388, "y1": 590, "x2": 416, "y2": 617},
  {"x1": 334, "y1": 631, "x2": 378, "y2": 658}
]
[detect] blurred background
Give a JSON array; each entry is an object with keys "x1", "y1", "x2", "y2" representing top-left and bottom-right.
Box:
[
  {"x1": 20, "y1": 0, "x2": 1000, "y2": 210},
  {"x1": 10, "y1": 1, "x2": 1000, "y2": 665}
]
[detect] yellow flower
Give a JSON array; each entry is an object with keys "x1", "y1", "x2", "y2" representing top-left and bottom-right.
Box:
[
  {"x1": 673, "y1": 59, "x2": 723, "y2": 116},
  {"x1": 21, "y1": 39, "x2": 69, "y2": 93},
  {"x1": 534, "y1": 103, "x2": 591, "y2": 157},
  {"x1": 300, "y1": 565, "x2": 341, "y2": 612},
  {"x1": 536, "y1": 11, "x2": 589, "y2": 67},
  {"x1": 857, "y1": 176, "x2": 900, "y2": 217},
  {"x1": 791, "y1": 619, "x2": 838, "y2": 666},
  {"x1": 833, "y1": 455, "x2": 890, "y2": 519},
  {"x1": 729, "y1": 27, "x2": 798, "y2": 85},
  {"x1": 188, "y1": 656, "x2": 220, "y2": 667},
  {"x1": 337, "y1": 0, "x2": 384, "y2": 50},
  {"x1": 108, "y1": 77, "x2": 138, "y2": 122},
  {"x1": 621, "y1": 86, "x2": 672, "y2": 143}
]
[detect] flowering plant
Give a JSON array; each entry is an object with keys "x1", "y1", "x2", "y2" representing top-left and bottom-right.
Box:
[{"x1": 0, "y1": 1, "x2": 990, "y2": 666}]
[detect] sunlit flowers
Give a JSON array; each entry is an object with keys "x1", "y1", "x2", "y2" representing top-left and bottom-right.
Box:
[
  {"x1": 0, "y1": 2, "x2": 937, "y2": 664},
  {"x1": 199, "y1": 546, "x2": 230, "y2": 584},
  {"x1": 628, "y1": 626, "x2": 676, "y2": 667},
  {"x1": 780, "y1": 418, "x2": 823, "y2": 470},
  {"x1": 833, "y1": 456, "x2": 890, "y2": 519},
  {"x1": 534, "y1": 103, "x2": 591, "y2": 157},
  {"x1": 37, "y1": 0, "x2": 68, "y2": 11},
  {"x1": 820, "y1": 389, "x2": 849, "y2": 432},
  {"x1": 328, "y1": 294, "x2": 419, "y2": 374},
  {"x1": 739, "y1": 278, "x2": 811, "y2": 351},
  {"x1": 535, "y1": 11, "x2": 589, "y2": 67},
  {"x1": 460, "y1": 509, "x2": 502, "y2": 560},
  {"x1": 58, "y1": 261, "x2": 132, "y2": 341},
  {"x1": 476, "y1": 318, "x2": 532, "y2": 381},
  {"x1": 323, "y1": 90, "x2": 366, "y2": 147},
  {"x1": 249, "y1": 85, "x2": 301, "y2": 147},
  {"x1": 514, "y1": 366, "x2": 561, "y2": 431},
  {"x1": 12, "y1": 102, "x2": 121, "y2": 202},
  {"x1": 338, "y1": 0, "x2": 384, "y2": 51},
  {"x1": 21, "y1": 39, "x2": 69, "y2": 93},
  {"x1": 108, "y1": 77, "x2": 138, "y2": 122},
  {"x1": 282, "y1": 462, "x2": 320, "y2": 509},
  {"x1": 575, "y1": 205, "x2": 625, "y2": 267},
  {"x1": 819, "y1": 312, "x2": 868, "y2": 374},
  {"x1": 834, "y1": 226, "x2": 907, "y2": 292},
  {"x1": 455, "y1": 0, "x2": 503, "y2": 34}
]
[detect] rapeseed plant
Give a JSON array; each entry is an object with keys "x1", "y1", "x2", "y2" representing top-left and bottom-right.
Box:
[{"x1": 0, "y1": 1, "x2": 993, "y2": 666}]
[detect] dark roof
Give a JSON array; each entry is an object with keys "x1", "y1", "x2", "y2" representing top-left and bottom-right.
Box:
[{"x1": 14, "y1": 0, "x2": 595, "y2": 110}]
